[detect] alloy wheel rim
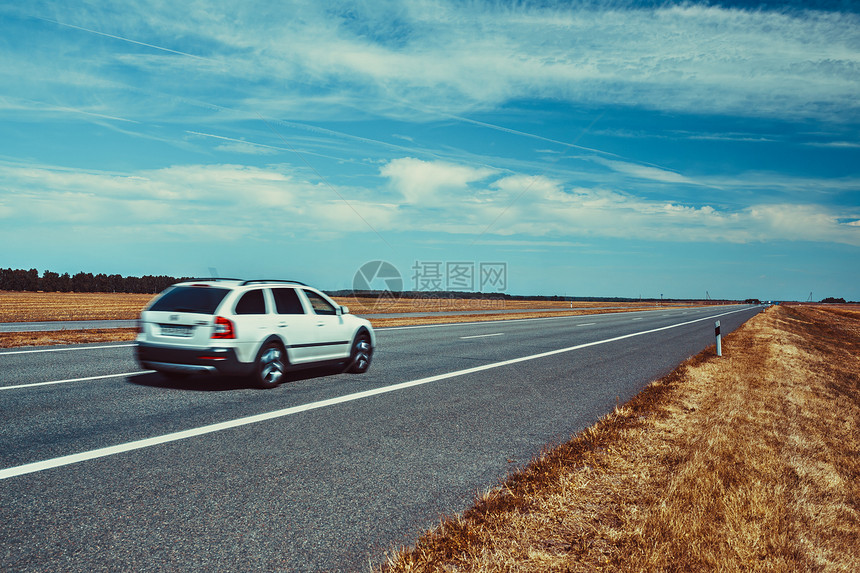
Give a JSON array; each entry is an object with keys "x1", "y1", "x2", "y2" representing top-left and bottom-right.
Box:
[
  {"x1": 261, "y1": 347, "x2": 284, "y2": 383},
  {"x1": 354, "y1": 339, "x2": 371, "y2": 370}
]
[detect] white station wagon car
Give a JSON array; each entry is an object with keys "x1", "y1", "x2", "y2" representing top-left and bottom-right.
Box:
[{"x1": 136, "y1": 279, "x2": 375, "y2": 388}]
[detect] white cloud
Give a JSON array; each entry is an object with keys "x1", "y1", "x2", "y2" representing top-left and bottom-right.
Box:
[
  {"x1": 380, "y1": 157, "x2": 497, "y2": 205},
  {"x1": 1, "y1": 155, "x2": 858, "y2": 253},
  {"x1": 372, "y1": 158, "x2": 860, "y2": 246},
  {"x1": 0, "y1": 160, "x2": 401, "y2": 242}
]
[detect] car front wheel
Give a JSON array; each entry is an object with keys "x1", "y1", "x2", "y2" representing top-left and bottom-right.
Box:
[
  {"x1": 252, "y1": 342, "x2": 286, "y2": 389},
  {"x1": 346, "y1": 332, "x2": 373, "y2": 374}
]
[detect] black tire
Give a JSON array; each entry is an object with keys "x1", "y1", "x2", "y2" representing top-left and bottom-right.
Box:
[
  {"x1": 345, "y1": 332, "x2": 373, "y2": 374},
  {"x1": 251, "y1": 341, "x2": 286, "y2": 389}
]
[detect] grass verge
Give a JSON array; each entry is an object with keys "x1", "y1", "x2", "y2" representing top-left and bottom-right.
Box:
[{"x1": 381, "y1": 304, "x2": 860, "y2": 572}]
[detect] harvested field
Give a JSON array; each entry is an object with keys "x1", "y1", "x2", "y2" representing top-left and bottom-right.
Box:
[
  {"x1": 0, "y1": 291, "x2": 704, "y2": 323},
  {"x1": 382, "y1": 304, "x2": 860, "y2": 572},
  {"x1": 0, "y1": 291, "x2": 155, "y2": 322},
  {"x1": 368, "y1": 308, "x2": 648, "y2": 328},
  {"x1": 0, "y1": 328, "x2": 138, "y2": 348},
  {"x1": 340, "y1": 297, "x2": 694, "y2": 315}
]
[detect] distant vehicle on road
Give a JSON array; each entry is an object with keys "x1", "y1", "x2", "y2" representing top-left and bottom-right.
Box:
[{"x1": 136, "y1": 279, "x2": 375, "y2": 388}]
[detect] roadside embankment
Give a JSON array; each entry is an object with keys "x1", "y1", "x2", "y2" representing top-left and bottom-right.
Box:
[{"x1": 382, "y1": 304, "x2": 860, "y2": 571}]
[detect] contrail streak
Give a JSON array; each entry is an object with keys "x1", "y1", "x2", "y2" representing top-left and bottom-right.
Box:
[
  {"x1": 7, "y1": 97, "x2": 140, "y2": 124},
  {"x1": 390, "y1": 97, "x2": 622, "y2": 159},
  {"x1": 186, "y1": 131, "x2": 286, "y2": 152},
  {"x1": 37, "y1": 16, "x2": 211, "y2": 61},
  {"x1": 444, "y1": 113, "x2": 617, "y2": 158}
]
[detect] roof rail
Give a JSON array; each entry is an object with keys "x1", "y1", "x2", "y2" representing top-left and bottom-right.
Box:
[
  {"x1": 239, "y1": 279, "x2": 307, "y2": 286},
  {"x1": 184, "y1": 277, "x2": 244, "y2": 282}
]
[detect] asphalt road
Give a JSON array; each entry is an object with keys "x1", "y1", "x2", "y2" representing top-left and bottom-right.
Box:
[{"x1": 0, "y1": 305, "x2": 762, "y2": 572}]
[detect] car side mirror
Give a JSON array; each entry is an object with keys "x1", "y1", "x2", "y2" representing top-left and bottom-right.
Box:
[{"x1": 338, "y1": 305, "x2": 350, "y2": 315}]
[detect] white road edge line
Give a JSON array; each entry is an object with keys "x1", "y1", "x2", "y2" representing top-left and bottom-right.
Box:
[
  {"x1": 576, "y1": 323, "x2": 596, "y2": 326},
  {"x1": 459, "y1": 333, "x2": 504, "y2": 340},
  {"x1": 0, "y1": 306, "x2": 755, "y2": 481},
  {"x1": 0, "y1": 343, "x2": 136, "y2": 356},
  {"x1": 0, "y1": 371, "x2": 152, "y2": 391}
]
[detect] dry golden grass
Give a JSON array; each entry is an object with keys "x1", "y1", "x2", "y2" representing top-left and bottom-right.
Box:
[
  {"x1": 0, "y1": 328, "x2": 139, "y2": 348},
  {"x1": 0, "y1": 291, "x2": 155, "y2": 322},
  {"x1": 382, "y1": 304, "x2": 860, "y2": 572}
]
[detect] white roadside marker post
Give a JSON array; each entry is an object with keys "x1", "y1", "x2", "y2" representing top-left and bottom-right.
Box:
[{"x1": 715, "y1": 320, "x2": 722, "y2": 357}]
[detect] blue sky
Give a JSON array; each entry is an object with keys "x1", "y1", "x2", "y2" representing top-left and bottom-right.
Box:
[{"x1": 1, "y1": 1, "x2": 858, "y2": 301}]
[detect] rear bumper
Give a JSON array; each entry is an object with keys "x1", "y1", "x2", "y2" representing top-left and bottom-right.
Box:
[{"x1": 136, "y1": 343, "x2": 253, "y2": 377}]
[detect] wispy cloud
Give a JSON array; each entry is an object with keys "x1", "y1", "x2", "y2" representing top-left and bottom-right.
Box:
[
  {"x1": 806, "y1": 141, "x2": 860, "y2": 149},
  {"x1": 589, "y1": 157, "x2": 700, "y2": 185},
  {"x1": 6, "y1": 2, "x2": 859, "y2": 124},
  {"x1": 4, "y1": 157, "x2": 856, "y2": 248}
]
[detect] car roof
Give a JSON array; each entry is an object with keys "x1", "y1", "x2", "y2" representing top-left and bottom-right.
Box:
[{"x1": 172, "y1": 279, "x2": 308, "y2": 288}]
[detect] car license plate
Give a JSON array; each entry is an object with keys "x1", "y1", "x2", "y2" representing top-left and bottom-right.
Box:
[{"x1": 160, "y1": 324, "x2": 193, "y2": 337}]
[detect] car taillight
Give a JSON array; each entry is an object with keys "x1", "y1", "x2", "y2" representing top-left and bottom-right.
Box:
[{"x1": 212, "y1": 316, "x2": 235, "y2": 339}]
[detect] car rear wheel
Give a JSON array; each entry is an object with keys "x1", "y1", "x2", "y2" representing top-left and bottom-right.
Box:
[
  {"x1": 346, "y1": 332, "x2": 372, "y2": 374},
  {"x1": 252, "y1": 341, "x2": 286, "y2": 389}
]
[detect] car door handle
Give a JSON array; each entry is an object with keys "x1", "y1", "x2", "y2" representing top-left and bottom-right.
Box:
[
  {"x1": 278, "y1": 322, "x2": 288, "y2": 327},
  {"x1": 316, "y1": 322, "x2": 325, "y2": 327}
]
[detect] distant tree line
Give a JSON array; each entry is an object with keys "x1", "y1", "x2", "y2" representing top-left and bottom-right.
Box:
[
  {"x1": 0, "y1": 268, "x2": 188, "y2": 294},
  {"x1": 335, "y1": 289, "x2": 740, "y2": 303}
]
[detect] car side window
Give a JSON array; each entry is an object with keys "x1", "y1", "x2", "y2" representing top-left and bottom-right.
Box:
[
  {"x1": 235, "y1": 289, "x2": 267, "y2": 314},
  {"x1": 272, "y1": 288, "x2": 305, "y2": 314},
  {"x1": 304, "y1": 290, "x2": 336, "y2": 316}
]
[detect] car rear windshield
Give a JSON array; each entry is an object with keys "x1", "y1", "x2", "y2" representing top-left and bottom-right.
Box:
[{"x1": 148, "y1": 286, "x2": 230, "y2": 314}]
